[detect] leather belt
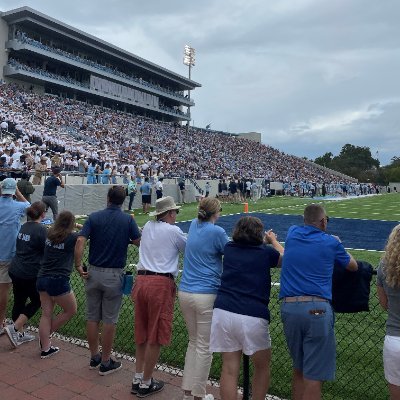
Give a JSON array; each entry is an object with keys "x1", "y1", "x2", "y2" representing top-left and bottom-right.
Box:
[
  {"x1": 137, "y1": 270, "x2": 174, "y2": 280},
  {"x1": 282, "y1": 296, "x2": 328, "y2": 303}
]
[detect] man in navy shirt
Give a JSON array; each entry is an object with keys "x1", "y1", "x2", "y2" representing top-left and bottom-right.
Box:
[
  {"x1": 74, "y1": 186, "x2": 140, "y2": 375},
  {"x1": 41, "y1": 167, "x2": 64, "y2": 220},
  {"x1": 279, "y1": 204, "x2": 357, "y2": 400}
]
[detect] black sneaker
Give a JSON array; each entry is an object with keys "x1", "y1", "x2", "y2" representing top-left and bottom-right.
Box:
[
  {"x1": 137, "y1": 379, "x2": 164, "y2": 398},
  {"x1": 41, "y1": 346, "x2": 60, "y2": 359},
  {"x1": 98, "y1": 359, "x2": 122, "y2": 376},
  {"x1": 89, "y1": 353, "x2": 102, "y2": 369},
  {"x1": 131, "y1": 379, "x2": 141, "y2": 394}
]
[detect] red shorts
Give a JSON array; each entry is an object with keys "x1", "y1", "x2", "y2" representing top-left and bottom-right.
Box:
[{"x1": 132, "y1": 275, "x2": 176, "y2": 345}]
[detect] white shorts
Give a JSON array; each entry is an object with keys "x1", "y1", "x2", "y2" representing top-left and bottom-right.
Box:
[
  {"x1": 209, "y1": 308, "x2": 271, "y2": 355},
  {"x1": 384, "y1": 335, "x2": 400, "y2": 385}
]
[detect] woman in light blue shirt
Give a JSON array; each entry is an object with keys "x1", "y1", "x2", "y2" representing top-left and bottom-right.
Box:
[{"x1": 178, "y1": 197, "x2": 228, "y2": 400}]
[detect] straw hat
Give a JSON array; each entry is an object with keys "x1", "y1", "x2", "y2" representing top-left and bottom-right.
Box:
[{"x1": 149, "y1": 196, "x2": 181, "y2": 216}]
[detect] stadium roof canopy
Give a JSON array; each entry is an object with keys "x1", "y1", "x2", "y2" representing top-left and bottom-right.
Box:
[
  {"x1": 1, "y1": 6, "x2": 201, "y2": 90},
  {"x1": 1, "y1": 6, "x2": 201, "y2": 122}
]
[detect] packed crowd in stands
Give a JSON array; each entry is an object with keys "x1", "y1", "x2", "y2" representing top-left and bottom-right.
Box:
[{"x1": 0, "y1": 82, "x2": 359, "y2": 194}]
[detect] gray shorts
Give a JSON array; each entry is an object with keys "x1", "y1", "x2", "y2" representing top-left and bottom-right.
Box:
[
  {"x1": 85, "y1": 266, "x2": 124, "y2": 324},
  {"x1": 42, "y1": 195, "x2": 59, "y2": 219},
  {"x1": 0, "y1": 261, "x2": 11, "y2": 284}
]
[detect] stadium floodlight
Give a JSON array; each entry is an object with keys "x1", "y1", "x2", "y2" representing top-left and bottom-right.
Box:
[
  {"x1": 183, "y1": 45, "x2": 195, "y2": 67},
  {"x1": 183, "y1": 45, "x2": 196, "y2": 134}
]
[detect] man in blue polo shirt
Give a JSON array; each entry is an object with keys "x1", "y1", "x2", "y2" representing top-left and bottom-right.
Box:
[
  {"x1": 279, "y1": 203, "x2": 357, "y2": 400},
  {"x1": 74, "y1": 186, "x2": 140, "y2": 375}
]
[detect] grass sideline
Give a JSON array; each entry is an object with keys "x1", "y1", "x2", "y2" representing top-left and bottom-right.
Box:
[{"x1": 14, "y1": 193, "x2": 400, "y2": 400}]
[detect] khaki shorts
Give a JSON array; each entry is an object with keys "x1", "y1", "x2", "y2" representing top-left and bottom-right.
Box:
[
  {"x1": 0, "y1": 261, "x2": 11, "y2": 284},
  {"x1": 132, "y1": 275, "x2": 176, "y2": 345},
  {"x1": 85, "y1": 266, "x2": 124, "y2": 324}
]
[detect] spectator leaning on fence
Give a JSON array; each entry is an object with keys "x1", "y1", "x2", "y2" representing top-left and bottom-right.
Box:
[
  {"x1": 74, "y1": 186, "x2": 140, "y2": 375},
  {"x1": 0, "y1": 178, "x2": 29, "y2": 335},
  {"x1": 131, "y1": 196, "x2": 186, "y2": 397},
  {"x1": 279, "y1": 203, "x2": 358, "y2": 400},
  {"x1": 377, "y1": 224, "x2": 400, "y2": 400},
  {"x1": 178, "y1": 197, "x2": 229, "y2": 400},
  {"x1": 209, "y1": 216, "x2": 283, "y2": 400},
  {"x1": 5, "y1": 201, "x2": 47, "y2": 348},
  {"x1": 36, "y1": 211, "x2": 81, "y2": 359}
]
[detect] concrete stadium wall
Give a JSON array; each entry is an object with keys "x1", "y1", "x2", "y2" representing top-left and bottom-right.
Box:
[
  {"x1": 29, "y1": 177, "x2": 285, "y2": 216},
  {"x1": 30, "y1": 183, "x2": 197, "y2": 216}
]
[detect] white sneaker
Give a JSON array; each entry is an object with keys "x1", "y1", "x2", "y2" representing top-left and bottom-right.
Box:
[
  {"x1": 16, "y1": 331, "x2": 36, "y2": 345},
  {"x1": 204, "y1": 395, "x2": 215, "y2": 400},
  {"x1": 5, "y1": 325, "x2": 19, "y2": 348}
]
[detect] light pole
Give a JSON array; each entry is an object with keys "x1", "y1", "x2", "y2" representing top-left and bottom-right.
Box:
[{"x1": 183, "y1": 45, "x2": 195, "y2": 135}]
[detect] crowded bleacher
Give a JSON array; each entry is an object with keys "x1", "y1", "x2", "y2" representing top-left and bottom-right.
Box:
[{"x1": 0, "y1": 81, "x2": 357, "y2": 192}]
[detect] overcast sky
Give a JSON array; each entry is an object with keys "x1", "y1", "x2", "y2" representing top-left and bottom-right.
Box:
[{"x1": 1, "y1": 0, "x2": 399, "y2": 165}]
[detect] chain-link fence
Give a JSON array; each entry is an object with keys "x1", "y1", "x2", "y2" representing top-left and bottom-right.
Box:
[{"x1": 22, "y1": 246, "x2": 387, "y2": 400}]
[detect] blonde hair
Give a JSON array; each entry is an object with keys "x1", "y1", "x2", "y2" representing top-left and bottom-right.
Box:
[
  {"x1": 383, "y1": 224, "x2": 400, "y2": 287},
  {"x1": 198, "y1": 198, "x2": 221, "y2": 222}
]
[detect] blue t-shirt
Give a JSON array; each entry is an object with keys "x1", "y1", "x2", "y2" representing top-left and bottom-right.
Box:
[
  {"x1": 43, "y1": 175, "x2": 61, "y2": 196},
  {"x1": 79, "y1": 205, "x2": 141, "y2": 268},
  {"x1": 214, "y1": 241, "x2": 280, "y2": 321},
  {"x1": 87, "y1": 165, "x2": 95, "y2": 176},
  {"x1": 0, "y1": 197, "x2": 30, "y2": 261},
  {"x1": 140, "y1": 182, "x2": 151, "y2": 195},
  {"x1": 179, "y1": 219, "x2": 229, "y2": 294},
  {"x1": 279, "y1": 225, "x2": 351, "y2": 300},
  {"x1": 101, "y1": 169, "x2": 111, "y2": 184}
]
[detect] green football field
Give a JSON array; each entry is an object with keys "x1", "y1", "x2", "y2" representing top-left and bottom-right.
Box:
[{"x1": 22, "y1": 193, "x2": 400, "y2": 399}]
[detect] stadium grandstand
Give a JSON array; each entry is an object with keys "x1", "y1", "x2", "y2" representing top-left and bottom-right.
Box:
[
  {"x1": 0, "y1": 82, "x2": 358, "y2": 185},
  {"x1": 0, "y1": 6, "x2": 360, "y2": 199},
  {"x1": 0, "y1": 6, "x2": 200, "y2": 122}
]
